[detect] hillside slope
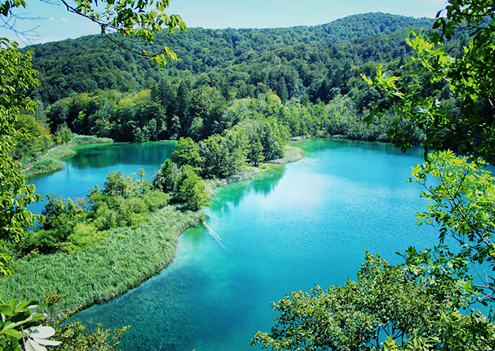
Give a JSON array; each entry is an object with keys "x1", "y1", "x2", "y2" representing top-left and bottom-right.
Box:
[{"x1": 25, "y1": 13, "x2": 433, "y2": 103}]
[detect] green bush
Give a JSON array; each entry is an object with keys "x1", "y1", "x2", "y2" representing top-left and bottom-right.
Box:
[
  {"x1": 142, "y1": 190, "x2": 168, "y2": 212},
  {"x1": 61, "y1": 223, "x2": 107, "y2": 254}
]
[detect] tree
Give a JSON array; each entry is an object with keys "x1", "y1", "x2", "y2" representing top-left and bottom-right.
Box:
[
  {"x1": 364, "y1": 0, "x2": 495, "y2": 162},
  {"x1": 175, "y1": 80, "x2": 191, "y2": 136},
  {"x1": 153, "y1": 159, "x2": 177, "y2": 193},
  {"x1": 411, "y1": 150, "x2": 495, "y2": 301},
  {"x1": 1, "y1": 0, "x2": 186, "y2": 66},
  {"x1": 363, "y1": 0, "x2": 495, "y2": 304},
  {"x1": 174, "y1": 166, "x2": 209, "y2": 211},
  {"x1": 1, "y1": 0, "x2": 186, "y2": 348},
  {"x1": 0, "y1": 39, "x2": 43, "y2": 275},
  {"x1": 253, "y1": 252, "x2": 492, "y2": 350},
  {"x1": 103, "y1": 171, "x2": 133, "y2": 197},
  {"x1": 171, "y1": 136, "x2": 203, "y2": 171},
  {"x1": 248, "y1": 138, "x2": 264, "y2": 167}
]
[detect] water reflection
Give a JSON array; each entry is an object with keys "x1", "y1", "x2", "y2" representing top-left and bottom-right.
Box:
[
  {"x1": 211, "y1": 165, "x2": 286, "y2": 213},
  {"x1": 295, "y1": 138, "x2": 425, "y2": 159},
  {"x1": 70, "y1": 142, "x2": 176, "y2": 169}
]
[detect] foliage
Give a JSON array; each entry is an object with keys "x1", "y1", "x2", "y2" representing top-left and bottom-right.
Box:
[
  {"x1": 365, "y1": 1, "x2": 495, "y2": 162},
  {"x1": 0, "y1": 204, "x2": 200, "y2": 316},
  {"x1": 171, "y1": 137, "x2": 203, "y2": 171},
  {"x1": 57, "y1": 125, "x2": 73, "y2": 144},
  {"x1": 1, "y1": 0, "x2": 189, "y2": 348},
  {"x1": 53, "y1": 322, "x2": 129, "y2": 351},
  {"x1": 21, "y1": 169, "x2": 167, "y2": 255},
  {"x1": 12, "y1": 114, "x2": 52, "y2": 162},
  {"x1": 0, "y1": 38, "x2": 44, "y2": 275},
  {"x1": 0, "y1": 296, "x2": 61, "y2": 350},
  {"x1": 153, "y1": 159, "x2": 177, "y2": 193},
  {"x1": 175, "y1": 166, "x2": 209, "y2": 211},
  {"x1": 22, "y1": 13, "x2": 433, "y2": 104},
  {"x1": 198, "y1": 132, "x2": 247, "y2": 178},
  {"x1": 2, "y1": 0, "x2": 186, "y2": 66},
  {"x1": 253, "y1": 251, "x2": 488, "y2": 350},
  {"x1": 103, "y1": 170, "x2": 134, "y2": 197},
  {"x1": 411, "y1": 150, "x2": 495, "y2": 302},
  {"x1": 256, "y1": 2, "x2": 495, "y2": 349}
]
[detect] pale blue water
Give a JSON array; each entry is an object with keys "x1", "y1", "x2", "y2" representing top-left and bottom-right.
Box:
[{"x1": 61, "y1": 139, "x2": 440, "y2": 351}]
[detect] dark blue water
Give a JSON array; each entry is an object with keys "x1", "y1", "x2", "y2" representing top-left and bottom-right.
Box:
[{"x1": 66, "y1": 139, "x2": 440, "y2": 351}]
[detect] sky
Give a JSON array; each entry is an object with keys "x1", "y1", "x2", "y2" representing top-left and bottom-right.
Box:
[{"x1": 0, "y1": 0, "x2": 447, "y2": 46}]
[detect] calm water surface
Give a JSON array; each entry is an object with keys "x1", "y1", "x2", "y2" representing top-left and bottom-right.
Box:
[
  {"x1": 28, "y1": 141, "x2": 176, "y2": 214},
  {"x1": 63, "y1": 139, "x2": 440, "y2": 351}
]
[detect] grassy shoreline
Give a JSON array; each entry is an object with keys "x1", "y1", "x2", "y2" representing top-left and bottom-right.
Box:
[
  {"x1": 21, "y1": 135, "x2": 113, "y2": 179},
  {"x1": 1, "y1": 204, "x2": 201, "y2": 318},
  {"x1": 2, "y1": 144, "x2": 304, "y2": 317}
]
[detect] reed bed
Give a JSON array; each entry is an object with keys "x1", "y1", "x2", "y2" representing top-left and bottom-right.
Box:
[
  {"x1": 21, "y1": 157, "x2": 66, "y2": 178},
  {"x1": 0, "y1": 204, "x2": 200, "y2": 317},
  {"x1": 69, "y1": 135, "x2": 113, "y2": 147},
  {"x1": 267, "y1": 146, "x2": 304, "y2": 164}
]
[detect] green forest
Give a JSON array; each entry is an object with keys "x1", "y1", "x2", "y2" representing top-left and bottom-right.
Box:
[
  {"x1": 15, "y1": 13, "x2": 447, "y2": 173},
  {"x1": 1, "y1": 0, "x2": 495, "y2": 349}
]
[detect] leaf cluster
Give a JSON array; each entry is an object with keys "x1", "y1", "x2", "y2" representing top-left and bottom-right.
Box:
[{"x1": 253, "y1": 251, "x2": 488, "y2": 350}]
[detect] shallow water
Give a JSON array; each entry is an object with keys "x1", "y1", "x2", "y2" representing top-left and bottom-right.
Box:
[{"x1": 66, "y1": 139, "x2": 440, "y2": 351}]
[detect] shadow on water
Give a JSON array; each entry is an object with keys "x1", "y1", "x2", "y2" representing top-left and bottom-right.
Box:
[{"x1": 70, "y1": 141, "x2": 176, "y2": 169}]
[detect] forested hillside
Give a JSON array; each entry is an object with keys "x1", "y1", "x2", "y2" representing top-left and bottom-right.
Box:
[
  {"x1": 26, "y1": 13, "x2": 434, "y2": 103},
  {"x1": 16, "y1": 12, "x2": 464, "y2": 179}
]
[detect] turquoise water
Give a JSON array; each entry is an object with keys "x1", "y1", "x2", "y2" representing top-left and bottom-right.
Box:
[
  {"x1": 28, "y1": 141, "x2": 176, "y2": 214},
  {"x1": 67, "y1": 139, "x2": 439, "y2": 351}
]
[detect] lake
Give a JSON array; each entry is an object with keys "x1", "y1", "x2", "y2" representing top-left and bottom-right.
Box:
[
  {"x1": 28, "y1": 141, "x2": 177, "y2": 214},
  {"x1": 31, "y1": 139, "x2": 439, "y2": 350}
]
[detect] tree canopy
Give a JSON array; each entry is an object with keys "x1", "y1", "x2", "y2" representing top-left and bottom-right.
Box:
[{"x1": 364, "y1": 0, "x2": 495, "y2": 162}]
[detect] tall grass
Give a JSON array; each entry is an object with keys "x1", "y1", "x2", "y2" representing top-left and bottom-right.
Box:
[
  {"x1": 267, "y1": 146, "x2": 304, "y2": 164},
  {"x1": 0, "y1": 204, "x2": 200, "y2": 318},
  {"x1": 21, "y1": 157, "x2": 66, "y2": 178},
  {"x1": 5, "y1": 144, "x2": 304, "y2": 319}
]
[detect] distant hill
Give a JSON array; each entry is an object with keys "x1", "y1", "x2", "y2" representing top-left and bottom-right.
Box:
[{"x1": 25, "y1": 13, "x2": 434, "y2": 104}]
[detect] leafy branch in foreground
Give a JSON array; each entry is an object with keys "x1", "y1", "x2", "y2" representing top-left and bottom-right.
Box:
[
  {"x1": 0, "y1": 296, "x2": 61, "y2": 351},
  {"x1": 412, "y1": 150, "x2": 495, "y2": 302},
  {"x1": 1, "y1": 0, "x2": 187, "y2": 66},
  {"x1": 0, "y1": 38, "x2": 44, "y2": 275},
  {"x1": 253, "y1": 251, "x2": 490, "y2": 350},
  {"x1": 363, "y1": 0, "x2": 495, "y2": 163}
]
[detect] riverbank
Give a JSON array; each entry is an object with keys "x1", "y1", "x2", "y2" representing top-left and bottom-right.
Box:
[
  {"x1": 21, "y1": 135, "x2": 113, "y2": 179},
  {"x1": 1, "y1": 144, "x2": 304, "y2": 317}
]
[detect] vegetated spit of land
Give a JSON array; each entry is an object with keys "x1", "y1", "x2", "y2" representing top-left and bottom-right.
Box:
[
  {"x1": 4, "y1": 144, "x2": 304, "y2": 317},
  {"x1": 1, "y1": 204, "x2": 200, "y2": 317}
]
